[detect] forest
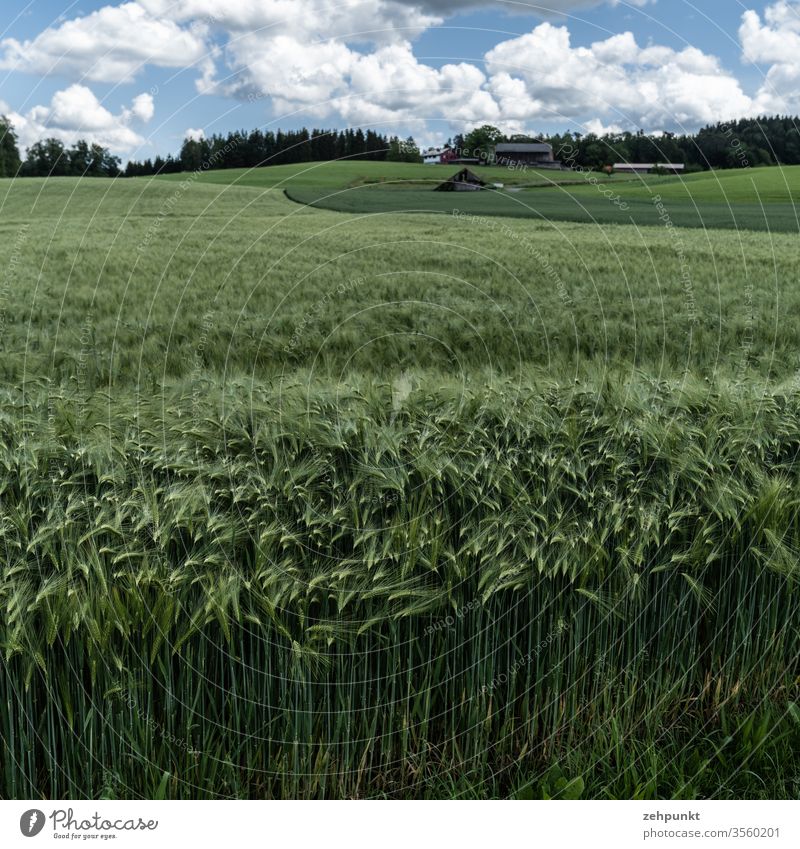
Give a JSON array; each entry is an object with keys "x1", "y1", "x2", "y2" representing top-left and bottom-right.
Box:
[{"x1": 1, "y1": 115, "x2": 800, "y2": 179}]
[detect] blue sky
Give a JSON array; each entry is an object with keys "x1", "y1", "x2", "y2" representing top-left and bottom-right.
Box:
[{"x1": 0, "y1": 1, "x2": 797, "y2": 159}]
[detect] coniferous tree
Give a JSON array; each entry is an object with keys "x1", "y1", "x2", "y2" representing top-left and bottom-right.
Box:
[{"x1": 0, "y1": 116, "x2": 21, "y2": 177}]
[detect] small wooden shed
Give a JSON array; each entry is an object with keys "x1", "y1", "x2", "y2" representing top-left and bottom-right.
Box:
[{"x1": 434, "y1": 168, "x2": 485, "y2": 192}]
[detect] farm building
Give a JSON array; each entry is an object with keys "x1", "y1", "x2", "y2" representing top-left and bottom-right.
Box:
[
  {"x1": 423, "y1": 147, "x2": 480, "y2": 165},
  {"x1": 423, "y1": 147, "x2": 446, "y2": 164},
  {"x1": 613, "y1": 162, "x2": 685, "y2": 174},
  {"x1": 494, "y1": 142, "x2": 560, "y2": 169},
  {"x1": 434, "y1": 168, "x2": 486, "y2": 191},
  {"x1": 423, "y1": 147, "x2": 459, "y2": 165}
]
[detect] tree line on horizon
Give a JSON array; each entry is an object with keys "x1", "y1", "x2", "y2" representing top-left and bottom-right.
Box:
[
  {"x1": 458, "y1": 116, "x2": 800, "y2": 171},
  {"x1": 1, "y1": 114, "x2": 800, "y2": 179},
  {"x1": 124, "y1": 128, "x2": 422, "y2": 176},
  {"x1": 0, "y1": 119, "x2": 122, "y2": 178}
]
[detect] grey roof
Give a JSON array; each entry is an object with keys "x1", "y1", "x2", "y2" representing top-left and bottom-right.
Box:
[
  {"x1": 613, "y1": 162, "x2": 685, "y2": 169},
  {"x1": 495, "y1": 143, "x2": 553, "y2": 153}
]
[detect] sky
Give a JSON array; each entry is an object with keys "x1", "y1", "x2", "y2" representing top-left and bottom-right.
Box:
[{"x1": 0, "y1": 1, "x2": 798, "y2": 160}]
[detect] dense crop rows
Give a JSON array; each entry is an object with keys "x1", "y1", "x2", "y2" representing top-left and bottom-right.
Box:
[
  {"x1": 1, "y1": 178, "x2": 800, "y2": 384},
  {"x1": 286, "y1": 185, "x2": 800, "y2": 232},
  {"x1": 0, "y1": 176, "x2": 798, "y2": 798},
  {"x1": 1, "y1": 381, "x2": 799, "y2": 797}
]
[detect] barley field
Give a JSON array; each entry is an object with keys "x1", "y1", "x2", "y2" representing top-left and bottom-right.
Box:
[{"x1": 0, "y1": 172, "x2": 798, "y2": 799}]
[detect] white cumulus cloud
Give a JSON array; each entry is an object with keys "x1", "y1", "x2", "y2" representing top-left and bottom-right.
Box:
[
  {"x1": 741, "y1": 1, "x2": 800, "y2": 114},
  {"x1": 8, "y1": 84, "x2": 154, "y2": 152},
  {"x1": 484, "y1": 23, "x2": 753, "y2": 130},
  {"x1": 139, "y1": 0, "x2": 442, "y2": 42},
  {"x1": 0, "y1": 1, "x2": 208, "y2": 82}
]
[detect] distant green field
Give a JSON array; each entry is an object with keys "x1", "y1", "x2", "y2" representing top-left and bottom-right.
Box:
[
  {"x1": 155, "y1": 159, "x2": 640, "y2": 190},
  {"x1": 285, "y1": 184, "x2": 800, "y2": 232},
  {"x1": 589, "y1": 164, "x2": 800, "y2": 203},
  {"x1": 160, "y1": 161, "x2": 800, "y2": 229},
  {"x1": 157, "y1": 158, "x2": 799, "y2": 195},
  {"x1": 272, "y1": 163, "x2": 798, "y2": 232}
]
